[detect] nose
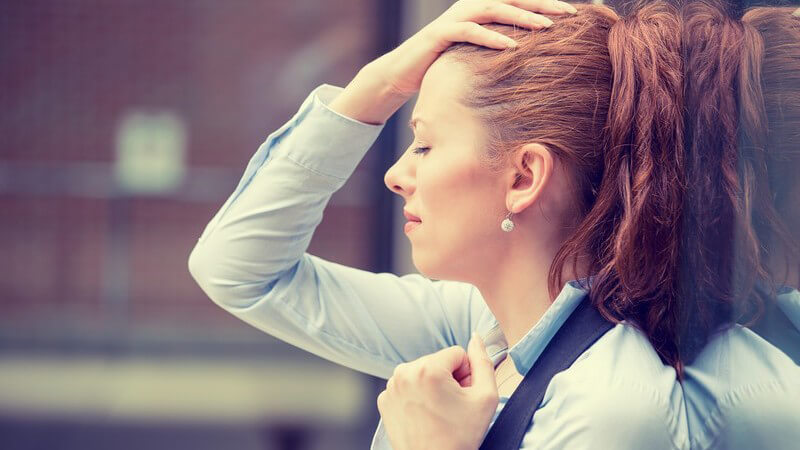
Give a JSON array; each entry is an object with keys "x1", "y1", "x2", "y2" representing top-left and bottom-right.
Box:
[{"x1": 384, "y1": 153, "x2": 415, "y2": 198}]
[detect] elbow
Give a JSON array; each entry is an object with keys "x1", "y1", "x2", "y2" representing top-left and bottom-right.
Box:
[
  {"x1": 187, "y1": 243, "x2": 232, "y2": 307},
  {"x1": 187, "y1": 243, "x2": 279, "y2": 310},
  {"x1": 187, "y1": 243, "x2": 204, "y2": 285},
  {"x1": 187, "y1": 243, "x2": 218, "y2": 302}
]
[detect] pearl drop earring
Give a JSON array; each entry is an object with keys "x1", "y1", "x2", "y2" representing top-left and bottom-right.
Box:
[{"x1": 501, "y1": 211, "x2": 515, "y2": 232}]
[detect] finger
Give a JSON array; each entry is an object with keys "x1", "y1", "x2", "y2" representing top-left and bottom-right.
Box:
[
  {"x1": 468, "y1": 332, "x2": 498, "y2": 392},
  {"x1": 386, "y1": 375, "x2": 395, "y2": 392},
  {"x1": 458, "y1": 374, "x2": 473, "y2": 388},
  {"x1": 456, "y1": 1, "x2": 555, "y2": 29},
  {"x1": 438, "y1": 21, "x2": 519, "y2": 50},
  {"x1": 452, "y1": 356, "x2": 472, "y2": 384},
  {"x1": 432, "y1": 345, "x2": 470, "y2": 375},
  {"x1": 506, "y1": 0, "x2": 578, "y2": 15},
  {"x1": 376, "y1": 390, "x2": 387, "y2": 415}
]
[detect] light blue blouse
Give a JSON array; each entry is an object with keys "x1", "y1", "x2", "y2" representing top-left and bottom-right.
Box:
[
  {"x1": 682, "y1": 287, "x2": 800, "y2": 450},
  {"x1": 187, "y1": 83, "x2": 689, "y2": 449}
]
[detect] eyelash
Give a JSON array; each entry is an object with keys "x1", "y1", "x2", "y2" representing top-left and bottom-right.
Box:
[{"x1": 412, "y1": 146, "x2": 430, "y2": 155}]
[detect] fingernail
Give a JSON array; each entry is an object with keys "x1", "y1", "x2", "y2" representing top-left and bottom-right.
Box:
[
  {"x1": 529, "y1": 16, "x2": 549, "y2": 29},
  {"x1": 559, "y1": 1, "x2": 578, "y2": 14},
  {"x1": 470, "y1": 332, "x2": 481, "y2": 349},
  {"x1": 503, "y1": 37, "x2": 518, "y2": 48}
]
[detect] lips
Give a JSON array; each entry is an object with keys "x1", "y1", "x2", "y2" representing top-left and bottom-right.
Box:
[
  {"x1": 403, "y1": 209, "x2": 422, "y2": 222},
  {"x1": 404, "y1": 221, "x2": 421, "y2": 233}
]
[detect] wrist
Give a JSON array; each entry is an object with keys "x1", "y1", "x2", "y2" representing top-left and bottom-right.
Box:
[{"x1": 328, "y1": 63, "x2": 411, "y2": 126}]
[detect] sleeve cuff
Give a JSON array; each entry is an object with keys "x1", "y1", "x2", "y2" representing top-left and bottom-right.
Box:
[
  {"x1": 194, "y1": 83, "x2": 386, "y2": 244},
  {"x1": 280, "y1": 83, "x2": 386, "y2": 182}
]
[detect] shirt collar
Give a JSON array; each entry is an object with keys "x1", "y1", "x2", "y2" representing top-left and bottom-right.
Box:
[
  {"x1": 479, "y1": 277, "x2": 592, "y2": 376},
  {"x1": 776, "y1": 285, "x2": 800, "y2": 332}
]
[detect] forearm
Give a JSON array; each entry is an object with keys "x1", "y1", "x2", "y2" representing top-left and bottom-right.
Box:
[
  {"x1": 328, "y1": 63, "x2": 412, "y2": 126},
  {"x1": 188, "y1": 84, "x2": 385, "y2": 306}
]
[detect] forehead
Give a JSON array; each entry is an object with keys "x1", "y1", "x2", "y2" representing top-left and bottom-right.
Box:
[{"x1": 410, "y1": 57, "x2": 476, "y2": 133}]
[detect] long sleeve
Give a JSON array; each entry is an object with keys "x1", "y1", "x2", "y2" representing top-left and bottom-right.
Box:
[{"x1": 187, "y1": 84, "x2": 493, "y2": 379}]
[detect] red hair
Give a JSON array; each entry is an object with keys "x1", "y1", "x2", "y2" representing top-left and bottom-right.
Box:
[
  {"x1": 741, "y1": 6, "x2": 800, "y2": 287},
  {"x1": 677, "y1": 0, "x2": 766, "y2": 362},
  {"x1": 678, "y1": 1, "x2": 800, "y2": 362},
  {"x1": 442, "y1": 2, "x2": 686, "y2": 371}
]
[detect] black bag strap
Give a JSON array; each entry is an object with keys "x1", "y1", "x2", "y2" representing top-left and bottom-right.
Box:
[{"x1": 479, "y1": 298, "x2": 614, "y2": 450}]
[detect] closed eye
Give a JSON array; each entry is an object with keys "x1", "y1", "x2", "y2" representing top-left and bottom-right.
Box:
[{"x1": 412, "y1": 147, "x2": 430, "y2": 155}]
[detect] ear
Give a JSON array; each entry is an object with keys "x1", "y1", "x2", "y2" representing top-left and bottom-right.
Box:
[{"x1": 504, "y1": 142, "x2": 554, "y2": 214}]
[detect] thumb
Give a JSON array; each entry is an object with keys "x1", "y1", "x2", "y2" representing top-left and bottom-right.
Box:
[{"x1": 468, "y1": 332, "x2": 497, "y2": 392}]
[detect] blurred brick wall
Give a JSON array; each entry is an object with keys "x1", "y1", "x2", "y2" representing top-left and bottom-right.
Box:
[{"x1": 0, "y1": 0, "x2": 381, "y2": 337}]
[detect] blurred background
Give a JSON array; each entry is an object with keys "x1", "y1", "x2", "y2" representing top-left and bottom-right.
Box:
[
  {"x1": 0, "y1": 1, "x2": 792, "y2": 450},
  {"x1": 0, "y1": 1, "x2": 420, "y2": 448}
]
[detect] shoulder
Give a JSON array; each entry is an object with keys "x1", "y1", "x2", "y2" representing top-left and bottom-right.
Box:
[
  {"x1": 521, "y1": 322, "x2": 687, "y2": 450},
  {"x1": 683, "y1": 325, "x2": 800, "y2": 450},
  {"x1": 686, "y1": 324, "x2": 799, "y2": 382}
]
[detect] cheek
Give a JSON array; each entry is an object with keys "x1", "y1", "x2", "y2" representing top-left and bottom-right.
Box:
[
  {"x1": 412, "y1": 166, "x2": 503, "y2": 279},
  {"x1": 419, "y1": 165, "x2": 496, "y2": 234},
  {"x1": 417, "y1": 163, "x2": 467, "y2": 216}
]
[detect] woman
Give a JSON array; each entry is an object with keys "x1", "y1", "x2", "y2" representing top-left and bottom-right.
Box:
[
  {"x1": 188, "y1": 1, "x2": 687, "y2": 448},
  {"x1": 677, "y1": 4, "x2": 800, "y2": 449},
  {"x1": 389, "y1": 3, "x2": 800, "y2": 449}
]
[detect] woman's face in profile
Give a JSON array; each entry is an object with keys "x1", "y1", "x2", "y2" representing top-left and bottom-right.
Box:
[{"x1": 383, "y1": 56, "x2": 510, "y2": 282}]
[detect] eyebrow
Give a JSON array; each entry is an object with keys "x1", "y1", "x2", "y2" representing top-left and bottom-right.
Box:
[{"x1": 408, "y1": 117, "x2": 426, "y2": 130}]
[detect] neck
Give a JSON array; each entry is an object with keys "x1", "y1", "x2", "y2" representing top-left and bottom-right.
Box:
[{"x1": 473, "y1": 230, "x2": 583, "y2": 349}]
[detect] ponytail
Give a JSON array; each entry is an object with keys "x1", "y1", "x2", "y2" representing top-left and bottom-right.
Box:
[
  {"x1": 551, "y1": 1, "x2": 686, "y2": 373},
  {"x1": 675, "y1": 1, "x2": 800, "y2": 363},
  {"x1": 741, "y1": 7, "x2": 800, "y2": 293},
  {"x1": 676, "y1": 0, "x2": 765, "y2": 363}
]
